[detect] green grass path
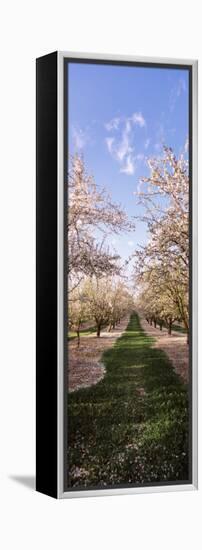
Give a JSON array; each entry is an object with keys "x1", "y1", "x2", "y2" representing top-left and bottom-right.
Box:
[{"x1": 67, "y1": 312, "x2": 189, "y2": 488}]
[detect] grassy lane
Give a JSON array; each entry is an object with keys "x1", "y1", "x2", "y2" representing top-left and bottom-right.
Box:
[{"x1": 67, "y1": 312, "x2": 189, "y2": 488}]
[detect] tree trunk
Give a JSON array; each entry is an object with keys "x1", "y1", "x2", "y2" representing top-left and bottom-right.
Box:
[
  {"x1": 97, "y1": 324, "x2": 101, "y2": 337},
  {"x1": 77, "y1": 329, "x2": 80, "y2": 348},
  {"x1": 112, "y1": 322, "x2": 115, "y2": 329},
  {"x1": 168, "y1": 321, "x2": 172, "y2": 335},
  {"x1": 159, "y1": 322, "x2": 163, "y2": 331},
  {"x1": 187, "y1": 332, "x2": 189, "y2": 345},
  {"x1": 154, "y1": 319, "x2": 157, "y2": 328}
]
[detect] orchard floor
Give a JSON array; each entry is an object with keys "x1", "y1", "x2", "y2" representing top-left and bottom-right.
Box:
[
  {"x1": 67, "y1": 312, "x2": 189, "y2": 489},
  {"x1": 68, "y1": 316, "x2": 130, "y2": 392}
]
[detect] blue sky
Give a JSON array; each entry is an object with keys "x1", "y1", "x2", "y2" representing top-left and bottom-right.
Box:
[{"x1": 68, "y1": 62, "x2": 189, "y2": 276}]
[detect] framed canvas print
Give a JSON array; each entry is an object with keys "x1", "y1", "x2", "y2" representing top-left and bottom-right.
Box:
[{"x1": 36, "y1": 51, "x2": 198, "y2": 498}]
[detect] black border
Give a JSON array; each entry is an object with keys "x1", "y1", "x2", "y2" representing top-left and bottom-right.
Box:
[
  {"x1": 36, "y1": 51, "x2": 58, "y2": 498},
  {"x1": 64, "y1": 57, "x2": 193, "y2": 493}
]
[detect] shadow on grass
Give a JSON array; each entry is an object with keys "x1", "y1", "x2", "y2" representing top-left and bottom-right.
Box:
[{"x1": 67, "y1": 313, "x2": 189, "y2": 489}]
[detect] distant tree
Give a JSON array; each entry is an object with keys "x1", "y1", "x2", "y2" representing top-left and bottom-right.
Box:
[
  {"x1": 83, "y1": 277, "x2": 112, "y2": 337},
  {"x1": 84, "y1": 276, "x2": 134, "y2": 337},
  {"x1": 108, "y1": 281, "x2": 134, "y2": 331}
]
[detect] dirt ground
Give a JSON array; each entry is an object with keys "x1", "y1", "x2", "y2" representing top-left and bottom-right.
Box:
[
  {"x1": 68, "y1": 316, "x2": 130, "y2": 392},
  {"x1": 140, "y1": 316, "x2": 189, "y2": 383}
]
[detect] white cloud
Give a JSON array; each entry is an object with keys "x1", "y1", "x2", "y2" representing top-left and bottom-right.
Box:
[
  {"x1": 72, "y1": 126, "x2": 88, "y2": 149},
  {"x1": 120, "y1": 155, "x2": 135, "y2": 175},
  {"x1": 177, "y1": 78, "x2": 186, "y2": 97},
  {"x1": 116, "y1": 122, "x2": 133, "y2": 162},
  {"x1": 106, "y1": 137, "x2": 115, "y2": 154},
  {"x1": 131, "y1": 112, "x2": 146, "y2": 127},
  {"x1": 105, "y1": 117, "x2": 120, "y2": 131},
  {"x1": 106, "y1": 122, "x2": 133, "y2": 168},
  {"x1": 169, "y1": 78, "x2": 186, "y2": 112},
  {"x1": 105, "y1": 111, "x2": 146, "y2": 175},
  {"x1": 105, "y1": 112, "x2": 146, "y2": 133},
  {"x1": 127, "y1": 240, "x2": 134, "y2": 247}
]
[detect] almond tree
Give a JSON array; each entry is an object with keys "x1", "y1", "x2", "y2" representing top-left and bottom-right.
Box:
[
  {"x1": 84, "y1": 276, "x2": 112, "y2": 337},
  {"x1": 108, "y1": 281, "x2": 134, "y2": 331},
  {"x1": 83, "y1": 276, "x2": 133, "y2": 337},
  {"x1": 68, "y1": 285, "x2": 89, "y2": 348},
  {"x1": 136, "y1": 271, "x2": 180, "y2": 336},
  {"x1": 68, "y1": 154, "x2": 135, "y2": 292},
  {"x1": 133, "y1": 146, "x2": 189, "y2": 341},
  {"x1": 137, "y1": 146, "x2": 189, "y2": 270}
]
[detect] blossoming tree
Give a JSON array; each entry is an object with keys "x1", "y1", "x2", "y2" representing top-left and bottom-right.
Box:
[
  {"x1": 134, "y1": 146, "x2": 189, "y2": 342},
  {"x1": 68, "y1": 154, "x2": 135, "y2": 293}
]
